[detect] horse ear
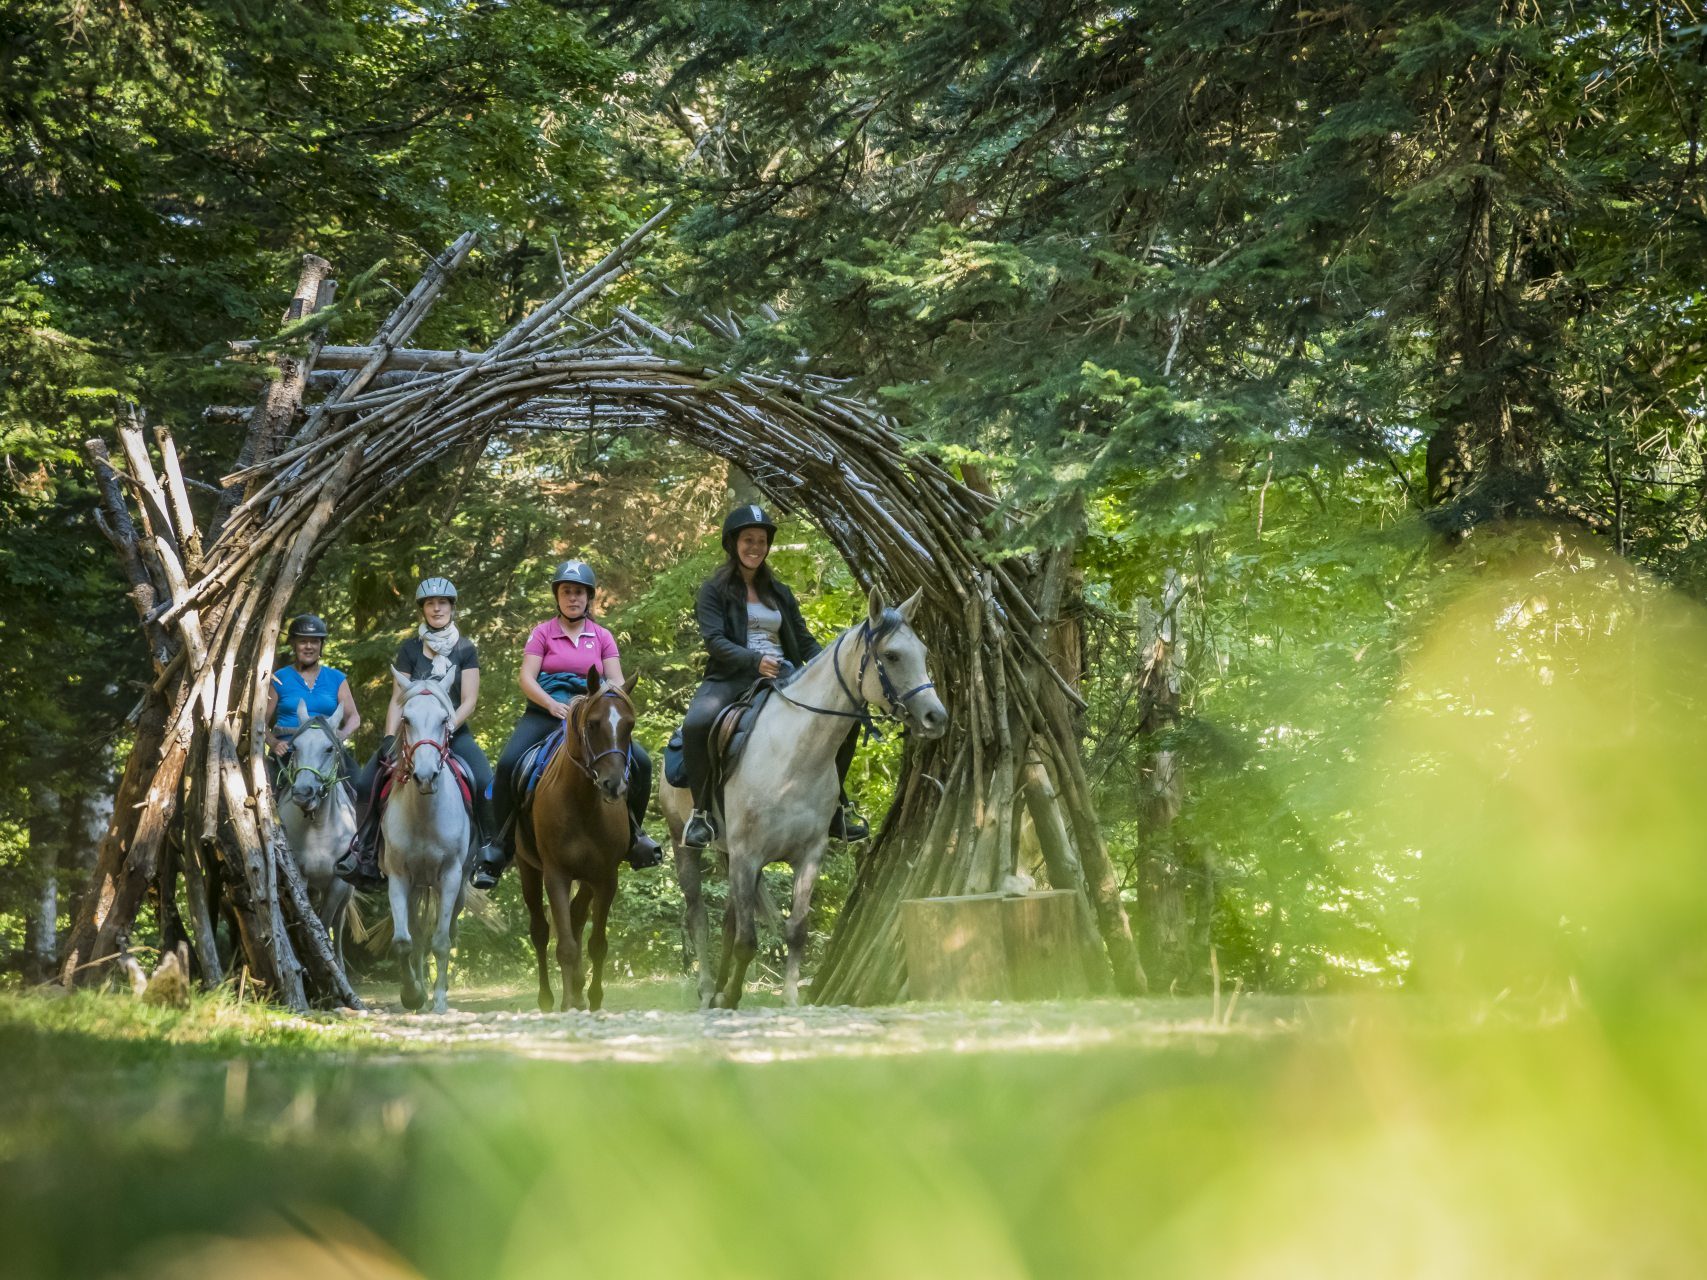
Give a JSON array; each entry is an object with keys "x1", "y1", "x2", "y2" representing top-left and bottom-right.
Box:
[
  {"x1": 435, "y1": 666, "x2": 458, "y2": 697},
  {"x1": 622, "y1": 669, "x2": 641, "y2": 698},
  {"x1": 866, "y1": 584, "x2": 887, "y2": 627},
  {"x1": 390, "y1": 665, "x2": 410, "y2": 691},
  {"x1": 327, "y1": 703, "x2": 346, "y2": 733},
  {"x1": 586, "y1": 666, "x2": 603, "y2": 696},
  {"x1": 897, "y1": 587, "x2": 924, "y2": 625},
  {"x1": 295, "y1": 698, "x2": 310, "y2": 729}
]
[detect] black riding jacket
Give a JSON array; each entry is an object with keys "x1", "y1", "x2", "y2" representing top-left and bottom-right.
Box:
[{"x1": 694, "y1": 573, "x2": 821, "y2": 683}]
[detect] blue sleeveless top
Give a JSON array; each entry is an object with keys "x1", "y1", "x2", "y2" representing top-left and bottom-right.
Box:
[{"x1": 272, "y1": 665, "x2": 347, "y2": 737}]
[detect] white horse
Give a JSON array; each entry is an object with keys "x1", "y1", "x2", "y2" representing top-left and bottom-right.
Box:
[
  {"x1": 382, "y1": 668, "x2": 471, "y2": 1013},
  {"x1": 662, "y1": 586, "x2": 949, "y2": 1008},
  {"x1": 276, "y1": 704, "x2": 356, "y2": 971}
]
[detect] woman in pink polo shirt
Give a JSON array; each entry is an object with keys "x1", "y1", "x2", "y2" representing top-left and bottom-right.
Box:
[{"x1": 473, "y1": 559, "x2": 662, "y2": 889}]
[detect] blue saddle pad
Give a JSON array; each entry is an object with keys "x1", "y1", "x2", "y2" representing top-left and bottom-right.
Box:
[{"x1": 520, "y1": 724, "x2": 568, "y2": 799}]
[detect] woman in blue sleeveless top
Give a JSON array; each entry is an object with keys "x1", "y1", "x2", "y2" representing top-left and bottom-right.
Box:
[{"x1": 266, "y1": 613, "x2": 361, "y2": 781}]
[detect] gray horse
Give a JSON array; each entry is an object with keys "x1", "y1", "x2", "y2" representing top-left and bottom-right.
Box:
[
  {"x1": 661, "y1": 586, "x2": 949, "y2": 1008},
  {"x1": 276, "y1": 704, "x2": 355, "y2": 971},
  {"x1": 382, "y1": 668, "x2": 471, "y2": 1013}
]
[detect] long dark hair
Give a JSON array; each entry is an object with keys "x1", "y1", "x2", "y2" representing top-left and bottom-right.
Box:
[{"x1": 713, "y1": 552, "x2": 781, "y2": 608}]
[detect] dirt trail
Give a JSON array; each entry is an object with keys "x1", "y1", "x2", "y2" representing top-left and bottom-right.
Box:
[{"x1": 345, "y1": 984, "x2": 1316, "y2": 1064}]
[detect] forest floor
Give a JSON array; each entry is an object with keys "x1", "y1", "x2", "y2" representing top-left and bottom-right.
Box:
[{"x1": 2, "y1": 981, "x2": 1700, "y2": 1279}]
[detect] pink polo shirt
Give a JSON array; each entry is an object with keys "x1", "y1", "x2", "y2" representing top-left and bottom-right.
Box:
[{"x1": 524, "y1": 618, "x2": 619, "y2": 678}]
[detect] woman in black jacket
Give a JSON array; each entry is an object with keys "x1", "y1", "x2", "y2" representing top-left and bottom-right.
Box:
[{"x1": 680, "y1": 504, "x2": 868, "y2": 849}]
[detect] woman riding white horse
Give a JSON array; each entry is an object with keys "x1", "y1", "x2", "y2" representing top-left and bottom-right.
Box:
[
  {"x1": 265, "y1": 613, "x2": 360, "y2": 784},
  {"x1": 348, "y1": 577, "x2": 500, "y2": 886},
  {"x1": 679, "y1": 505, "x2": 869, "y2": 849}
]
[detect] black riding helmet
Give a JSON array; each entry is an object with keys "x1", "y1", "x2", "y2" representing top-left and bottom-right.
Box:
[
  {"x1": 721, "y1": 503, "x2": 778, "y2": 553},
  {"x1": 287, "y1": 614, "x2": 330, "y2": 640}
]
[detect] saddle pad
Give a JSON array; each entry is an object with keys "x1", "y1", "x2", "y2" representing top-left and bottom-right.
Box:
[{"x1": 519, "y1": 723, "x2": 568, "y2": 800}]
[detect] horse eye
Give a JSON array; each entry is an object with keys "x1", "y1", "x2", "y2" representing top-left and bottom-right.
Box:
[{"x1": 883, "y1": 649, "x2": 901, "y2": 663}]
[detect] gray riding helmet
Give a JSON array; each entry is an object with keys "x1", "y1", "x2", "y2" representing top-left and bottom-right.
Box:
[
  {"x1": 286, "y1": 613, "x2": 330, "y2": 640},
  {"x1": 551, "y1": 560, "x2": 597, "y2": 594},
  {"x1": 416, "y1": 576, "x2": 458, "y2": 603}
]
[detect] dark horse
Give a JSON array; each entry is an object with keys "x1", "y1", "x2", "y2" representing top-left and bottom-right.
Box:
[{"x1": 515, "y1": 669, "x2": 639, "y2": 1012}]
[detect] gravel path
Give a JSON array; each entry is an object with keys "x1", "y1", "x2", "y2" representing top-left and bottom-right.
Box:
[{"x1": 344, "y1": 983, "x2": 1317, "y2": 1064}]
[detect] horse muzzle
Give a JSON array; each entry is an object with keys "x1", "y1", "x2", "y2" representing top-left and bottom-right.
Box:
[
  {"x1": 909, "y1": 697, "x2": 950, "y2": 740},
  {"x1": 596, "y1": 775, "x2": 628, "y2": 803}
]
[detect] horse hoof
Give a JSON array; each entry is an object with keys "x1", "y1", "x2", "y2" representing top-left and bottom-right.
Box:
[
  {"x1": 537, "y1": 994, "x2": 553, "y2": 1013},
  {"x1": 401, "y1": 989, "x2": 426, "y2": 1013}
]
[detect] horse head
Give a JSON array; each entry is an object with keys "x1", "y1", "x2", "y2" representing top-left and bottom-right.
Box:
[
  {"x1": 393, "y1": 666, "x2": 457, "y2": 794},
  {"x1": 579, "y1": 667, "x2": 637, "y2": 803},
  {"x1": 286, "y1": 701, "x2": 345, "y2": 814},
  {"x1": 855, "y1": 586, "x2": 949, "y2": 739}
]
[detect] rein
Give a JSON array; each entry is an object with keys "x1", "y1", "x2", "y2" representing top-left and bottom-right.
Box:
[{"x1": 773, "y1": 617, "x2": 937, "y2": 740}]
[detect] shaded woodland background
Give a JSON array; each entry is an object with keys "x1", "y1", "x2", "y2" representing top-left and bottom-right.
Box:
[{"x1": 4, "y1": 0, "x2": 1704, "y2": 993}]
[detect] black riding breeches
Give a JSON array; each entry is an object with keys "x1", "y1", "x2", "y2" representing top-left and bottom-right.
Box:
[
  {"x1": 682, "y1": 677, "x2": 859, "y2": 809},
  {"x1": 495, "y1": 709, "x2": 560, "y2": 833}
]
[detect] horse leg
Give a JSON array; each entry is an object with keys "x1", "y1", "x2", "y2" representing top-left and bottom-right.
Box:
[
  {"x1": 325, "y1": 874, "x2": 353, "y2": 975},
  {"x1": 586, "y1": 875, "x2": 616, "y2": 1012},
  {"x1": 518, "y1": 857, "x2": 553, "y2": 1012},
  {"x1": 544, "y1": 870, "x2": 581, "y2": 1012},
  {"x1": 783, "y1": 854, "x2": 825, "y2": 1007},
  {"x1": 408, "y1": 885, "x2": 432, "y2": 1013},
  {"x1": 563, "y1": 879, "x2": 596, "y2": 1012},
  {"x1": 388, "y1": 873, "x2": 424, "y2": 1012},
  {"x1": 675, "y1": 842, "x2": 715, "y2": 1009},
  {"x1": 714, "y1": 857, "x2": 761, "y2": 1010},
  {"x1": 429, "y1": 856, "x2": 462, "y2": 1014}
]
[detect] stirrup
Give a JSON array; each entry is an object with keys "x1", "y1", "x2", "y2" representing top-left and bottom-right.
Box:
[
  {"x1": 626, "y1": 829, "x2": 664, "y2": 870},
  {"x1": 469, "y1": 841, "x2": 508, "y2": 890},
  {"x1": 830, "y1": 803, "x2": 870, "y2": 842},
  {"x1": 683, "y1": 809, "x2": 715, "y2": 849}
]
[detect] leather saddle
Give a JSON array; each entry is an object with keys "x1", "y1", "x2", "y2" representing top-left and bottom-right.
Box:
[{"x1": 664, "y1": 679, "x2": 779, "y2": 812}]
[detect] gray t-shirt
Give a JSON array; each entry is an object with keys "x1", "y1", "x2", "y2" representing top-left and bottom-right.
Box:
[{"x1": 745, "y1": 599, "x2": 785, "y2": 661}]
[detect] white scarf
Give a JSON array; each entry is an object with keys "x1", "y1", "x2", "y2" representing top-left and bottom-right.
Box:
[{"x1": 418, "y1": 619, "x2": 462, "y2": 678}]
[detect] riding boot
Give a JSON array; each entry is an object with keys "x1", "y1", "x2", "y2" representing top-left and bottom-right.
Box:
[
  {"x1": 337, "y1": 737, "x2": 391, "y2": 890},
  {"x1": 829, "y1": 790, "x2": 870, "y2": 842},
  {"x1": 468, "y1": 791, "x2": 510, "y2": 890},
  {"x1": 339, "y1": 802, "x2": 388, "y2": 891},
  {"x1": 627, "y1": 816, "x2": 664, "y2": 869},
  {"x1": 683, "y1": 784, "x2": 716, "y2": 849}
]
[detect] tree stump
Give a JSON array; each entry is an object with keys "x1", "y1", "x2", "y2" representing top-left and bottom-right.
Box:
[{"x1": 901, "y1": 890, "x2": 1091, "y2": 1002}]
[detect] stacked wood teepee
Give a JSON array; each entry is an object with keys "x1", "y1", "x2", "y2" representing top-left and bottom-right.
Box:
[{"x1": 64, "y1": 216, "x2": 1144, "y2": 1008}]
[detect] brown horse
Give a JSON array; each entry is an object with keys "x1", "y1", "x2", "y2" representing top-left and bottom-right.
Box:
[{"x1": 515, "y1": 670, "x2": 639, "y2": 1012}]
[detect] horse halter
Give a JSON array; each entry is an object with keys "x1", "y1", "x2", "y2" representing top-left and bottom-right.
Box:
[
  {"x1": 280, "y1": 716, "x2": 342, "y2": 816},
  {"x1": 397, "y1": 686, "x2": 453, "y2": 780},
  {"x1": 563, "y1": 687, "x2": 633, "y2": 782}
]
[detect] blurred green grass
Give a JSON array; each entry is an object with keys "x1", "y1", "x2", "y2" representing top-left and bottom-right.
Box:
[{"x1": 10, "y1": 528, "x2": 1707, "y2": 1276}]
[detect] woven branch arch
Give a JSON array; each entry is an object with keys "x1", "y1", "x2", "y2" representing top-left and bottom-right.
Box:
[{"x1": 65, "y1": 221, "x2": 1143, "y2": 1008}]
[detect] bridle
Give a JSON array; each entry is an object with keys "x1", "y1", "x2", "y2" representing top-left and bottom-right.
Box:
[
  {"x1": 279, "y1": 716, "x2": 343, "y2": 819},
  {"x1": 397, "y1": 686, "x2": 454, "y2": 784},
  {"x1": 561, "y1": 685, "x2": 634, "y2": 783},
  {"x1": 775, "y1": 615, "x2": 937, "y2": 740}
]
